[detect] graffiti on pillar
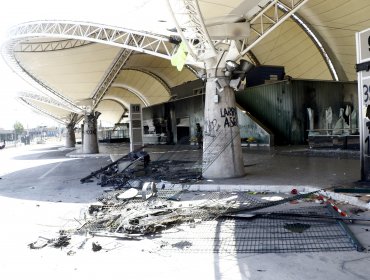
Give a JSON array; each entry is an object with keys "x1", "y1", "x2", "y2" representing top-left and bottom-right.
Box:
[
  {"x1": 84, "y1": 111, "x2": 101, "y2": 135},
  {"x1": 220, "y1": 107, "x2": 238, "y2": 128},
  {"x1": 202, "y1": 129, "x2": 240, "y2": 172},
  {"x1": 66, "y1": 123, "x2": 75, "y2": 134},
  {"x1": 201, "y1": 106, "x2": 241, "y2": 174},
  {"x1": 85, "y1": 129, "x2": 96, "y2": 135},
  {"x1": 204, "y1": 119, "x2": 221, "y2": 137}
]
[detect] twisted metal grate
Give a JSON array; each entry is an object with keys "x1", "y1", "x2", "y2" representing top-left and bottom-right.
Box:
[{"x1": 158, "y1": 204, "x2": 358, "y2": 253}]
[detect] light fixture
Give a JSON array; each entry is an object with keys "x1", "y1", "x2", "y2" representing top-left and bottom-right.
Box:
[
  {"x1": 239, "y1": 59, "x2": 254, "y2": 73},
  {"x1": 225, "y1": 60, "x2": 239, "y2": 71}
]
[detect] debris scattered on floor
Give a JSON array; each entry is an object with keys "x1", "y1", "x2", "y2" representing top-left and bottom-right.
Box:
[
  {"x1": 29, "y1": 231, "x2": 71, "y2": 250},
  {"x1": 171, "y1": 241, "x2": 192, "y2": 250},
  {"x1": 80, "y1": 151, "x2": 148, "y2": 186},
  {"x1": 291, "y1": 188, "x2": 298, "y2": 195},
  {"x1": 67, "y1": 250, "x2": 76, "y2": 256},
  {"x1": 28, "y1": 239, "x2": 48, "y2": 250},
  {"x1": 80, "y1": 149, "x2": 202, "y2": 189},
  {"x1": 92, "y1": 242, "x2": 102, "y2": 252},
  {"x1": 27, "y1": 182, "x2": 370, "y2": 254},
  {"x1": 29, "y1": 147, "x2": 370, "y2": 254},
  {"x1": 52, "y1": 233, "x2": 71, "y2": 248}
]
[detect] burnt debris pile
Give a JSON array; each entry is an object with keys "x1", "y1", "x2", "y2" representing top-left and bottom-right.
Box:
[
  {"x1": 28, "y1": 188, "x2": 367, "y2": 253},
  {"x1": 80, "y1": 150, "x2": 202, "y2": 189}
]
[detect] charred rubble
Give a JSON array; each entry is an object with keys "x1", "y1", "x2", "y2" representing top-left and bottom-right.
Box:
[
  {"x1": 80, "y1": 150, "x2": 202, "y2": 189},
  {"x1": 28, "y1": 150, "x2": 368, "y2": 253}
]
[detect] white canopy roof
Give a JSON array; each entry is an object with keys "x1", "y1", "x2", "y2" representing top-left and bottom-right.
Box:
[{"x1": 2, "y1": 0, "x2": 369, "y2": 126}]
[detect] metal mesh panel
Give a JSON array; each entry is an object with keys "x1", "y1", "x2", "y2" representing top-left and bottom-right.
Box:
[
  {"x1": 77, "y1": 190, "x2": 359, "y2": 253},
  {"x1": 158, "y1": 205, "x2": 357, "y2": 253}
]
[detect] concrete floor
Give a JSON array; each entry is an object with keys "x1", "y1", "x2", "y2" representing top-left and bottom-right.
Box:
[
  {"x1": 0, "y1": 142, "x2": 369, "y2": 280},
  {"x1": 70, "y1": 143, "x2": 361, "y2": 185}
]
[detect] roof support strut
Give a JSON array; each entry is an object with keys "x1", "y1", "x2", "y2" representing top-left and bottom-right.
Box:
[
  {"x1": 166, "y1": 0, "x2": 217, "y2": 61},
  {"x1": 238, "y1": 0, "x2": 309, "y2": 59}
]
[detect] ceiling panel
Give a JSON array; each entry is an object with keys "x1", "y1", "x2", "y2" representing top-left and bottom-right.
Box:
[
  {"x1": 96, "y1": 99, "x2": 124, "y2": 126},
  {"x1": 105, "y1": 87, "x2": 144, "y2": 108},
  {"x1": 125, "y1": 54, "x2": 196, "y2": 87},
  {"x1": 298, "y1": 0, "x2": 370, "y2": 81},
  {"x1": 250, "y1": 20, "x2": 332, "y2": 81},
  {"x1": 15, "y1": 42, "x2": 121, "y2": 101},
  {"x1": 114, "y1": 69, "x2": 171, "y2": 105}
]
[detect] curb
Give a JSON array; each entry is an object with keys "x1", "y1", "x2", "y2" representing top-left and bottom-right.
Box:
[{"x1": 160, "y1": 183, "x2": 370, "y2": 210}]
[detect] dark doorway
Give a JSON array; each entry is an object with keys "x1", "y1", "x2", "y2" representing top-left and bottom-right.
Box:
[
  {"x1": 176, "y1": 117, "x2": 190, "y2": 144},
  {"x1": 177, "y1": 127, "x2": 190, "y2": 144}
]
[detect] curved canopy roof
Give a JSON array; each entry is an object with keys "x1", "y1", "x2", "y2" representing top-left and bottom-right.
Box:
[{"x1": 2, "y1": 0, "x2": 369, "y2": 126}]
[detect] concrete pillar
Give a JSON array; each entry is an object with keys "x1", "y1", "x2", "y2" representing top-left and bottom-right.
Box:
[
  {"x1": 169, "y1": 104, "x2": 177, "y2": 144},
  {"x1": 81, "y1": 123, "x2": 84, "y2": 145},
  {"x1": 82, "y1": 111, "x2": 100, "y2": 154},
  {"x1": 65, "y1": 123, "x2": 76, "y2": 148},
  {"x1": 202, "y1": 75, "x2": 245, "y2": 179},
  {"x1": 129, "y1": 104, "x2": 143, "y2": 152}
]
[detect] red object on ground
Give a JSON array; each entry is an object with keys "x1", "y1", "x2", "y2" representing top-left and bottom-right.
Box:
[
  {"x1": 317, "y1": 194, "x2": 348, "y2": 217},
  {"x1": 291, "y1": 188, "x2": 298, "y2": 195}
]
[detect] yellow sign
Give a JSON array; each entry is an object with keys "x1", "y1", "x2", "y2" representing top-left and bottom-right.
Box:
[{"x1": 171, "y1": 42, "x2": 188, "y2": 71}]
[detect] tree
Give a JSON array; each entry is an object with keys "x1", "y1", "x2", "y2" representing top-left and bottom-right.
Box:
[{"x1": 13, "y1": 121, "x2": 24, "y2": 137}]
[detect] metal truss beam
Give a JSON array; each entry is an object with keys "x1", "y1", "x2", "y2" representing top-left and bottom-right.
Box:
[
  {"x1": 2, "y1": 20, "x2": 186, "y2": 119},
  {"x1": 238, "y1": 0, "x2": 309, "y2": 59},
  {"x1": 91, "y1": 47, "x2": 136, "y2": 111},
  {"x1": 166, "y1": 0, "x2": 217, "y2": 61},
  {"x1": 246, "y1": 50, "x2": 261, "y2": 66},
  {"x1": 116, "y1": 108, "x2": 129, "y2": 127},
  {"x1": 17, "y1": 91, "x2": 75, "y2": 111},
  {"x1": 17, "y1": 97, "x2": 66, "y2": 125},
  {"x1": 14, "y1": 39, "x2": 93, "y2": 52},
  {"x1": 7, "y1": 21, "x2": 176, "y2": 59}
]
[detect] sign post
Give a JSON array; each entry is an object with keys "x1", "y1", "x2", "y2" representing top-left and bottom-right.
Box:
[
  {"x1": 356, "y1": 29, "x2": 370, "y2": 181},
  {"x1": 129, "y1": 104, "x2": 143, "y2": 152}
]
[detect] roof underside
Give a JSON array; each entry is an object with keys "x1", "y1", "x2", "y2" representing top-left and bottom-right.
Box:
[{"x1": 6, "y1": 0, "x2": 370, "y2": 125}]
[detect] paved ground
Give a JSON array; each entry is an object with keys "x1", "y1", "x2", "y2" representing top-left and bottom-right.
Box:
[
  {"x1": 69, "y1": 142, "x2": 361, "y2": 188},
  {"x1": 0, "y1": 142, "x2": 370, "y2": 280}
]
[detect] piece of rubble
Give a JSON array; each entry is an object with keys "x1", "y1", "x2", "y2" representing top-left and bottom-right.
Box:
[
  {"x1": 52, "y1": 234, "x2": 71, "y2": 248},
  {"x1": 142, "y1": 182, "x2": 157, "y2": 200},
  {"x1": 28, "y1": 239, "x2": 48, "y2": 249},
  {"x1": 117, "y1": 188, "x2": 139, "y2": 200},
  {"x1": 92, "y1": 242, "x2": 102, "y2": 252}
]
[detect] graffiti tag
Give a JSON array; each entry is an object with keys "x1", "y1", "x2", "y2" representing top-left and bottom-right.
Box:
[
  {"x1": 204, "y1": 119, "x2": 221, "y2": 137},
  {"x1": 220, "y1": 107, "x2": 238, "y2": 128}
]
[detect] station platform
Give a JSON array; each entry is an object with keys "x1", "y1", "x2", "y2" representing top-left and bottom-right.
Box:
[
  {"x1": 65, "y1": 142, "x2": 368, "y2": 208},
  {"x1": 1, "y1": 142, "x2": 370, "y2": 280}
]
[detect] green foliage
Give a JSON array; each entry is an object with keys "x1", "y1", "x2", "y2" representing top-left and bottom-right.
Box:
[{"x1": 13, "y1": 121, "x2": 24, "y2": 135}]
